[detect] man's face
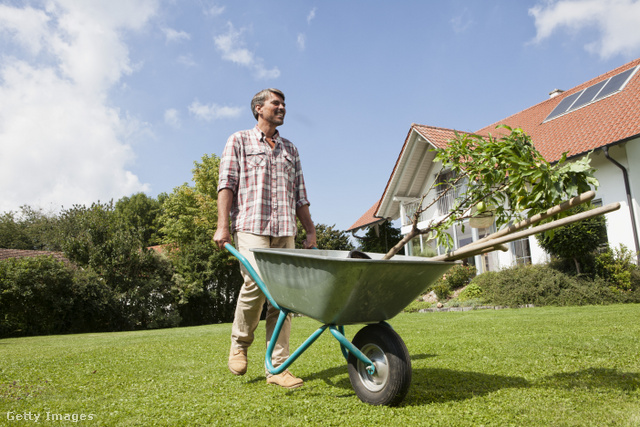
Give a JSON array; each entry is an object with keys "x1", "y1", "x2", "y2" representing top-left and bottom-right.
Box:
[{"x1": 256, "y1": 92, "x2": 286, "y2": 126}]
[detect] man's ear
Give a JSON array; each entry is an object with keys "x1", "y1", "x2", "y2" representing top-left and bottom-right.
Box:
[{"x1": 254, "y1": 103, "x2": 263, "y2": 118}]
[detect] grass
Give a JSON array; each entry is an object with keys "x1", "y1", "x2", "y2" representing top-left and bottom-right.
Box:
[{"x1": 1, "y1": 305, "x2": 639, "y2": 426}]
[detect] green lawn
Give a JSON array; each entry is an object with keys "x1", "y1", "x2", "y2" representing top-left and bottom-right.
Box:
[{"x1": 1, "y1": 305, "x2": 639, "y2": 426}]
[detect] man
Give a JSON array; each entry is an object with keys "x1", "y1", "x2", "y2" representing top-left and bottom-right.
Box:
[{"x1": 214, "y1": 88, "x2": 317, "y2": 389}]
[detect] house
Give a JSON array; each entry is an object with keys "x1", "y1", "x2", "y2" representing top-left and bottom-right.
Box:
[{"x1": 348, "y1": 57, "x2": 640, "y2": 273}]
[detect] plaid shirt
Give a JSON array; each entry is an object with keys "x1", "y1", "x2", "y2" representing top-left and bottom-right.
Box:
[{"x1": 218, "y1": 125, "x2": 310, "y2": 237}]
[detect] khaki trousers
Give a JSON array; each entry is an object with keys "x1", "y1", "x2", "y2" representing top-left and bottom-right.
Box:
[{"x1": 231, "y1": 232, "x2": 295, "y2": 369}]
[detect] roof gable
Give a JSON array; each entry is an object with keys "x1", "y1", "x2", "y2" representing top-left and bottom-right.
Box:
[{"x1": 373, "y1": 125, "x2": 463, "y2": 221}]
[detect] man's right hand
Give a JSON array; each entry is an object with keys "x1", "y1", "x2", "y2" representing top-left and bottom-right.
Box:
[{"x1": 213, "y1": 228, "x2": 232, "y2": 250}]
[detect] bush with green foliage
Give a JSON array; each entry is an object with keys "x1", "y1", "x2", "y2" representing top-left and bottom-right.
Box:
[
  {"x1": 457, "y1": 283, "x2": 483, "y2": 301},
  {"x1": 536, "y1": 204, "x2": 607, "y2": 274},
  {"x1": 470, "y1": 263, "x2": 640, "y2": 307},
  {"x1": 430, "y1": 264, "x2": 476, "y2": 300},
  {"x1": 594, "y1": 244, "x2": 639, "y2": 293},
  {"x1": 0, "y1": 256, "x2": 123, "y2": 337},
  {"x1": 0, "y1": 256, "x2": 75, "y2": 337}
]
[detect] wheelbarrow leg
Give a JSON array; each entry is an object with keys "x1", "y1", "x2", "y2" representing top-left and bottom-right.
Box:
[
  {"x1": 329, "y1": 326, "x2": 376, "y2": 375},
  {"x1": 265, "y1": 309, "x2": 329, "y2": 375}
]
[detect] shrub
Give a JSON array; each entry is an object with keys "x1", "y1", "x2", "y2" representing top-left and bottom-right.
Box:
[
  {"x1": 431, "y1": 264, "x2": 476, "y2": 300},
  {"x1": 471, "y1": 263, "x2": 640, "y2": 307},
  {"x1": 471, "y1": 264, "x2": 575, "y2": 307},
  {"x1": 458, "y1": 283, "x2": 483, "y2": 301},
  {"x1": 535, "y1": 204, "x2": 607, "y2": 274},
  {"x1": 0, "y1": 256, "x2": 130, "y2": 337},
  {"x1": 594, "y1": 244, "x2": 639, "y2": 293},
  {"x1": 1, "y1": 256, "x2": 77, "y2": 337}
]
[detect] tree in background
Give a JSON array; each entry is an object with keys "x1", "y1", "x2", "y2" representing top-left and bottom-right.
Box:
[
  {"x1": 159, "y1": 154, "x2": 242, "y2": 325},
  {"x1": 0, "y1": 206, "x2": 61, "y2": 251},
  {"x1": 536, "y1": 204, "x2": 607, "y2": 274},
  {"x1": 115, "y1": 192, "x2": 165, "y2": 247},
  {"x1": 296, "y1": 221, "x2": 355, "y2": 251},
  {"x1": 57, "y1": 201, "x2": 180, "y2": 329},
  {"x1": 356, "y1": 221, "x2": 402, "y2": 254}
]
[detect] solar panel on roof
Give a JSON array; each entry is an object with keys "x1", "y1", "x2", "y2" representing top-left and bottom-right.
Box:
[
  {"x1": 545, "y1": 91, "x2": 581, "y2": 121},
  {"x1": 570, "y1": 79, "x2": 607, "y2": 110},
  {"x1": 593, "y1": 66, "x2": 636, "y2": 101},
  {"x1": 544, "y1": 65, "x2": 638, "y2": 122}
]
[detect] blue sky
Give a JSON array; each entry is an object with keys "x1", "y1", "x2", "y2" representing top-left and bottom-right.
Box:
[{"x1": 2, "y1": 0, "x2": 640, "y2": 233}]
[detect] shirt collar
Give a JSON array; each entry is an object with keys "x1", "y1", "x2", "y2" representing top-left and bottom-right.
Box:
[{"x1": 253, "y1": 125, "x2": 280, "y2": 145}]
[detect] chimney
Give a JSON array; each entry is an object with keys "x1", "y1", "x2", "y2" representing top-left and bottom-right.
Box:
[{"x1": 549, "y1": 88, "x2": 564, "y2": 98}]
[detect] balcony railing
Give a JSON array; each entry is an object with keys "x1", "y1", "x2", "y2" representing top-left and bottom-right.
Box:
[{"x1": 401, "y1": 182, "x2": 465, "y2": 227}]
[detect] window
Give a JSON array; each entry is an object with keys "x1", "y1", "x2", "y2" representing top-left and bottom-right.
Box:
[
  {"x1": 477, "y1": 226, "x2": 498, "y2": 273},
  {"x1": 512, "y1": 238, "x2": 532, "y2": 266}
]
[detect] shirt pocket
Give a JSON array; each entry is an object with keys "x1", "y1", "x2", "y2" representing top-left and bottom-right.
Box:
[
  {"x1": 282, "y1": 151, "x2": 295, "y2": 173},
  {"x1": 281, "y1": 151, "x2": 297, "y2": 195},
  {"x1": 246, "y1": 149, "x2": 267, "y2": 169}
]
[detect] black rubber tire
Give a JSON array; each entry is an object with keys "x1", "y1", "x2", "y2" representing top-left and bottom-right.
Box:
[{"x1": 347, "y1": 323, "x2": 411, "y2": 406}]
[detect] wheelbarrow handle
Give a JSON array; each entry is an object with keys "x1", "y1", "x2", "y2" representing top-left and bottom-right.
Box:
[{"x1": 224, "y1": 243, "x2": 281, "y2": 311}]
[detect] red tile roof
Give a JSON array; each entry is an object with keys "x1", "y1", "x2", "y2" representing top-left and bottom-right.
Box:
[
  {"x1": 347, "y1": 199, "x2": 384, "y2": 232},
  {"x1": 476, "y1": 58, "x2": 640, "y2": 162},
  {"x1": 0, "y1": 248, "x2": 70, "y2": 264},
  {"x1": 412, "y1": 124, "x2": 462, "y2": 149}
]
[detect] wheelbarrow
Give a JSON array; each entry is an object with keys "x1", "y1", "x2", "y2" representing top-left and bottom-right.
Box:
[{"x1": 225, "y1": 244, "x2": 455, "y2": 406}]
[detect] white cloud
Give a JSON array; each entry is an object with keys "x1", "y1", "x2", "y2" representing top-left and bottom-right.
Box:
[
  {"x1": 529, "y1": 0, "x2": 640, "y2": 59},
  {"x1": 297, "y1": 8, "x2": 317, "y2": 52},
  {"x1": 0, "y1": 4, "x2": 50, "y2": 55},
  {"x1": 205, "y1": 4, "x2": 225, "y2": 17},
  {"x1": 164, "y1": 108, "x2": 181, "y2": 128},
  {"x1": 163, "y1": 27, "x2": 190, "y2": 43},
  {"x1": 177, "y1": 53, "x2": 197, "y2": 67},
  {"x1": 450, "y1": 8, "x2": 473, "y2": 34},
  {"x1": 0, "y1": 0, "x2": 156, "y2": 213},
  {"x1": 214, "y1": 22, "x2": 280, "y2": 79},
  {"x1": 188, "y1": 101, "x2": 243, "y2": 121},
  {"x1": 307, "y1": 7, "x2": 317, "y2": 25},
  {"x1": 297, "y1": 33, "x2": 306, "y2": 51}
]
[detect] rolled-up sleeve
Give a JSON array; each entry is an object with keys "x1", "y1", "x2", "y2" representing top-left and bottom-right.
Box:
[
  {"x1": 218, "y1": 135, "x2": 239, "y2": 193},
  {"x1": 294, "y1": 154, "x2": 310, "y2": 209}
]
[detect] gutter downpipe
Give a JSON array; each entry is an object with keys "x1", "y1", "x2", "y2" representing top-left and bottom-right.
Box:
[{"x1": 602, "y1": 146, "x2": 640, "y2": 264}]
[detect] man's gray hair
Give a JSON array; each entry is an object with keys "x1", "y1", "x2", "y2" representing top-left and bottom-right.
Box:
[{"x1": 251, "y1": 88, "x2": 285, "y2": 120}]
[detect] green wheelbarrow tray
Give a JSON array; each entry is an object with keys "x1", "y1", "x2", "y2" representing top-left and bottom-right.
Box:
[
  {"x1": 225, "y1": 244, "x2": 456, "y2": 406},
  {"x1": 251, "y1": 247, "x2": 455, "y2": 325}
]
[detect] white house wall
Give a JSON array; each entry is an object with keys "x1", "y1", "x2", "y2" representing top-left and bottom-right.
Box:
[
  {"x1": 593, "y1": 142, "x2": 640, "y2": 254},
  {"x1": 625, "y1": 138, "x2": 640, "y2": 251}
]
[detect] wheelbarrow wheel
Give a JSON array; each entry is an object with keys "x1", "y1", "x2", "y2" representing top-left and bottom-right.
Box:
[{"x1": 347, "y1": 323, "x2": 411, "y2": 406}]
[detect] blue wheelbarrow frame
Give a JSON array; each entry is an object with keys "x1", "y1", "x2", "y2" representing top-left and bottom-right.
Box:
[{"x1": 225, "y1": 244, "x2": 374, "y2": 374}]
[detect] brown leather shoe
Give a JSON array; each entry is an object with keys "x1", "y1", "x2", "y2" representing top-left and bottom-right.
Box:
[
  {"x1": 266, "y1": 370, "x2": 304, "y2": 389},
  {"x1": 228, "y1": 347, "x2": 247, "y2": 375}
]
